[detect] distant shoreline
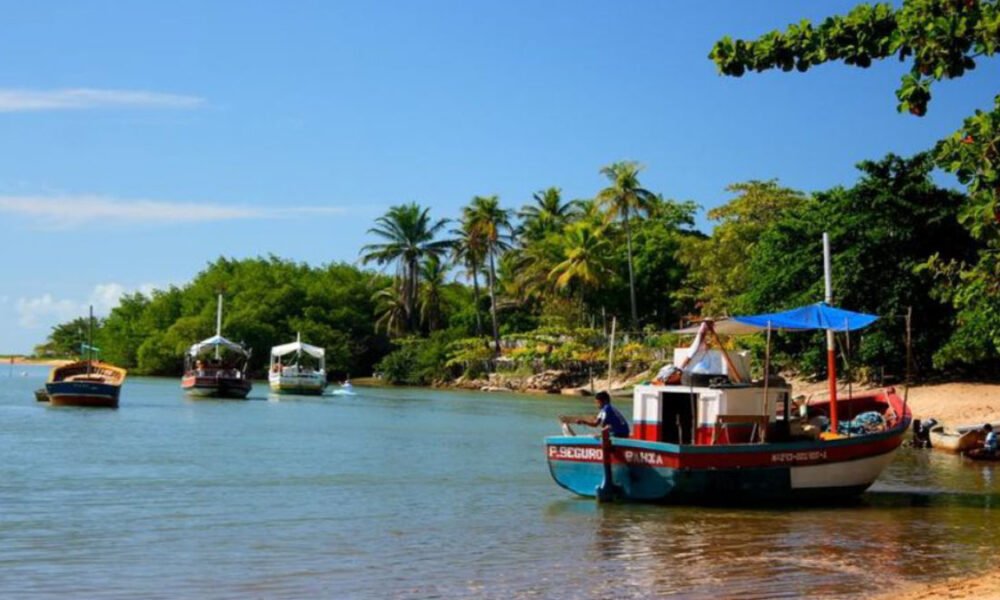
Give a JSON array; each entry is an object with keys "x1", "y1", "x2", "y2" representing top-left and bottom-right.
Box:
[{"x1": 1, "y1": 356, "x2": 72, "y2": 367}]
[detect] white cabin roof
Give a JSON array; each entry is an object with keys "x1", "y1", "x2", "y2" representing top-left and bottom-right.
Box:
[
  {"x1": 188, "y1": 334, "x2": 249, "y2": 356},
  {"x1": 270, "y1": 340, "x2": 324, "y2": 359}
]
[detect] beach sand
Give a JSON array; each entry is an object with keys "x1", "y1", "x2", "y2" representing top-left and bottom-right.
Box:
[
  {"x1": 873, "y1": 565, "x2": 1000, "y2": 600},
  {"x1": 2, "y1": 356, "x2": 72, "y2": 367},
  {"x1": 789, "y1": 379, "x2": 1000, "y2": 427}
]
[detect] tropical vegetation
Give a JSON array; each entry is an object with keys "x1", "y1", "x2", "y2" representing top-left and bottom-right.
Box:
[{"x1": 36, "y1": 0, "x2": 1000, "y2": 386}]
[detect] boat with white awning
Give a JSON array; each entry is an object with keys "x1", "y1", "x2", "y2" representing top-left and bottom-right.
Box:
[{"x1": 269, "y1": 333, "x2": 327, "y2": 396}]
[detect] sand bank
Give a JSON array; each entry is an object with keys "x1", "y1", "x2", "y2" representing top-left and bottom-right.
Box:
[
  {"x1": 1, "y1": 356, "x2": 72, "y2": 367},
  {"x1": 873, "y1": 564, "x2": 1000, "y2": 600},
  {"x1": 789, "y1": 379, "x2": 1000, "y2": 428}
]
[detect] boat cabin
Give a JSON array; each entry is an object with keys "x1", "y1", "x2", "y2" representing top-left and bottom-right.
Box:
[{"x1": 632, "y1": 323, "x2": 791, "y2": 446}]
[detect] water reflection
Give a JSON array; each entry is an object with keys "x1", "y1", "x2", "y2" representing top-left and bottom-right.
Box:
[{"x1": 542, "y1": 448, "x2": 999, "y2": 599}]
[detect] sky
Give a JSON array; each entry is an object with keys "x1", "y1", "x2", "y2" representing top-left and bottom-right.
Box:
[{"x1": 0, "y1": 1, "x2": 997, "y2": 353}]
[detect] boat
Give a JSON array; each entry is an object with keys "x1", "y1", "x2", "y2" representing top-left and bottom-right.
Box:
[
  {"x1": 546, "y1": 234, "x2": 912, "y2": 504},
  {"x1": 45, "y1": 307, "x2": 127, "y2": 408},
  {"x1": 965, "y1": 448, "x2": 1000, "y2": 462},
  {"x1": 269, "y1": 333, "x2": 327, "y2": 395},
  {"x1": 181, "y1": 294, "x2": 252, "y2": 399},
  {"x1": 928, "y1": 426, "x2": 985, "y2": 453},
  {"x1": 34, "y1": 388, "x2": 49, "y2": 402}
]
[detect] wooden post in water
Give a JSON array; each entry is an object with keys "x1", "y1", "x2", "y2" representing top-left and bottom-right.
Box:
[
  {"x1": 606, "y1": 316, "x2": 616, "y2": 393},
  {"x1": 904, "y1": 306, "x2": 913, "y2": 413}
]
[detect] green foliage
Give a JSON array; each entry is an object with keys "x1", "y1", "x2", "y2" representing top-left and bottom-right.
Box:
[
  {"x1": 678, "y1": 181, "x2": 807, "y2": 317},
  {"x1": 710, "y1": 0, "x2": 1000, "y2": 376},
  {"x1": 743, "y1": 153, "x2": 977, "y2": 378},
  {"x1": 376, "y1": 331, "x2": 461, "y2": 385},
  {"x1": 709, "y1": 0, "x2": 999, "y2": 116},
  {"x1": 42, "y1": 257, "x2": 392, "y2": 377},
  {"x1": 33, "y1": 317, "x2": 96, "y2": 358}
]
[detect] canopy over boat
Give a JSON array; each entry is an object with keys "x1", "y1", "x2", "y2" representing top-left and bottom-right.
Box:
[
  {"x1": 188, "y1": 334, "x2": 249, "y2": 356},
  {"x1": 270, "y1": 340, "x2": 324, "y2": 359},
  {"x1": 733, "y1": 302, "x2": 878, "y2": 332}
]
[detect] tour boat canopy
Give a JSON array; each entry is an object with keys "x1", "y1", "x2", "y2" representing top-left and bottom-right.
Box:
[
  {"x1": 188, "y1": 334, "x2": 249, "y2": 356},
  {"x1": 733, "y1": 302, "x2": 878, "y2": 332},
  {"x1": 270, "y1": 340, "x2": 325, "y2": 359}
]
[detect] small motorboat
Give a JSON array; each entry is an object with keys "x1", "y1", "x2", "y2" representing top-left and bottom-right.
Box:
[
  {"x1": 965, "y1": 448, "x2": 1000, "y2": 462},
  {"x1": 929, "y1": 426, "x2": 986, "y2": 453},
  {"x1": 34, "y1": 388, "x2": 49, "y2": 402}
]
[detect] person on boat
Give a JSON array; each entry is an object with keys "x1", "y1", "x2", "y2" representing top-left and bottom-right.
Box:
[
  {"x1": 983, "y1": 423, "x2": 997, "y2": 456},
  {"x1": 567, "y1": 391, "x2": 630, "y2": 438}
]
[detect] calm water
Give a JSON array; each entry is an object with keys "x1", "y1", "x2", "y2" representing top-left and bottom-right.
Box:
[{"x1": 1, "y1": 365, "x2": 998, "y2": 599}]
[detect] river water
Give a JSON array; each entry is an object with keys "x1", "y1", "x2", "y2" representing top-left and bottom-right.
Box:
[{"x1": 1, "y1": 365, "x2": 997, "y2": 599}]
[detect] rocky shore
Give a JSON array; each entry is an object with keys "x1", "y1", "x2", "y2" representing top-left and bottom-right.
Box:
[{"x1": 447, "y1": 369, "x2": 647, "y2": 396}]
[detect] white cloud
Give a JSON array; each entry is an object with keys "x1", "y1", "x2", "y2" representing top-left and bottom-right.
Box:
[
  {"x1": 15, "y1": 294, "x2": 80, "y2": 327},
  {"x1": 0, "y1": 88, "x2": 204, "y2": 112},
  {"x1": 16, "y1": 282, "x2": 163, "y2": 329},
  {"x1": 0, "y1": 195, "x2": 346, "y2": 229}
]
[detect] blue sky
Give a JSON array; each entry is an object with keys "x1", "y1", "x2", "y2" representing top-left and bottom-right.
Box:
[{"x1": 0, "y1": 1, "x2": 997, "y2": 353}]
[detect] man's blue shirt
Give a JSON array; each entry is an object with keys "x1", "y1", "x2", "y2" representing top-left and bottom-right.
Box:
[{"x1": 597, "y1": 403, "x2": 630, "y2": 437}]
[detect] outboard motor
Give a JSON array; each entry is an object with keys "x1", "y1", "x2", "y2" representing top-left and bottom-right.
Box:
[{"x1": 912, "y1": 418, "x2": 937, "y2": 448}]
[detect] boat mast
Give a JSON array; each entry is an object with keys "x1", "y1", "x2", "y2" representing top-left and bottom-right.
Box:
[
  {"x1": 823, "y1": 233, "x2": 840, "y2": 435},
  {"x1": 215, "y1": 293, "x2": 223, "y2": 361},
  {"x1": 87, "y1": 305, "x2": 94, "y2": 376}
]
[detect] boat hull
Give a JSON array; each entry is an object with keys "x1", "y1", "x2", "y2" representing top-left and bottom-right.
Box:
[
  {"x1": 929, "y1": 428, "x2": 985, "y2": 453},
  {"x1": 268, "y1": 374, "x2": 326, "y2": 396},
  {"x1": 181, "y1": 375, "x2": 252, "y2": 399},
  {"x1": 546, "y1": 428, "x2": 907, "y2": 504},
  {"x1": 46, "y1": 380, "x2": 121, "y2": 408}
]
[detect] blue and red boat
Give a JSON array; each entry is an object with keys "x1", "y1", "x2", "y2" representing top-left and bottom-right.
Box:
[{"x1": 546, "y1": 302, "x2": 912, "y2": 504}]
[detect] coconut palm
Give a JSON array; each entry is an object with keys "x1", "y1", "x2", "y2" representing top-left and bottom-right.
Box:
[
  {"x1": 419, "y1": 255, "x2": 447, "y2": 332},
  {"x1": 517, "y1": 187, "x2": 579, "y2": 243},
  {"x1": 450, "y1": 218, "x2": 486, "y2": 337},
  {"x1": 372, "y1": 283, "x2": 408, "y2": 337},
  {"x1": 549, "y1": 222, "x2": 613, "y2": 294},
  {"x1": 463, "y1": 195, "x2": 512, "y2": 354},
  {"x1": 360, "y1": 203, "x2": 450, "y2": 333},
  {"x1": 596, "y1": 161, "x2": 655, "y2": 331}
]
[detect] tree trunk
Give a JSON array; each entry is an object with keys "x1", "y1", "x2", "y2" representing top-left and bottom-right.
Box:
[
  {"x1": 487, "y1": 249, "x2": 501, "y2": 356},
  {"x1": 624, "y1": 207, "x2": 639, "y2": 331},
  {"x1": 408, "y1": 257, "x2": 419, "y2": 333},
  {"x1": 471, "y1": 265, "x2": 484, "y2": 338}
]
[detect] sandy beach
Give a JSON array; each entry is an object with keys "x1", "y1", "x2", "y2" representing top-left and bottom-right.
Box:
[
  {"x1": 873, "y1": 565, "x2": 1000, "y2": 600},
  {"x1": 789, "y1": 379, "x2": 1000, "y2": 427},
  {"x1": 2, "y1": 356, "x2": 72, "y2": 367}
]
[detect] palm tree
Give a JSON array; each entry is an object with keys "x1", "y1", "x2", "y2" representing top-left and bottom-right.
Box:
[
  {"x1": 517, "y1": 187, "x2": 579, "y2": 243},
  {"x1": 450, "y1": 218, "x2": 486, "y2": 337},
  {"x1": 372, "y1": 283, "x2": 408, "y2": 337},
  {"x1": 463, "y1": 195, "x2": 512, "y2": 354},
  {"x1": 360, "y1": 203, "x2": 450, "y2": 333},
  {"x1": 596, "y1": 161, "x2": 655, "y2": 331},
  {"x1": 419, "y1": 255, "x2": 447, "y2": 332},
  {"x1": 549, "y1": 222, "x2": 613, "y2": 297}
]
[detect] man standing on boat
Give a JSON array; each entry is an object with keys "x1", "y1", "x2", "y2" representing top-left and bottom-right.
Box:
[
  {"x1": 983, "y1": 424, "x2": 997, "y2": 456},
  {"x1": 566, "y1": 391, "x2": 630, "y2": 438}
]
